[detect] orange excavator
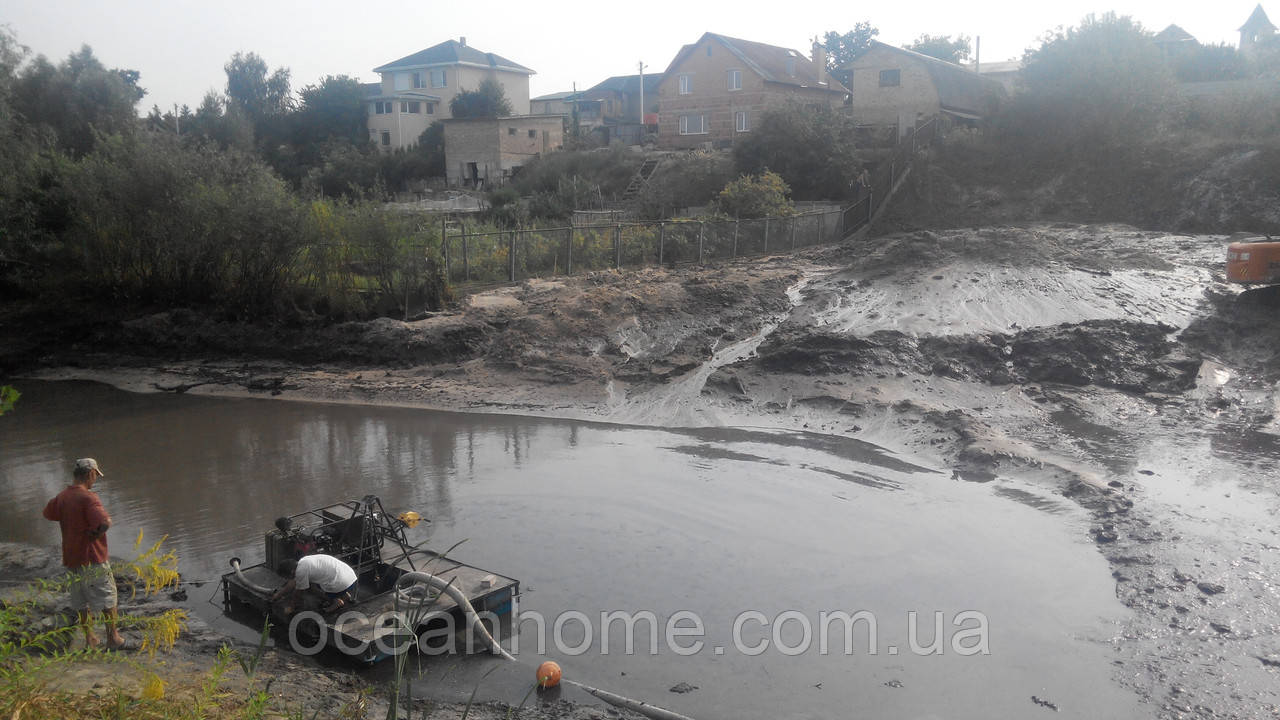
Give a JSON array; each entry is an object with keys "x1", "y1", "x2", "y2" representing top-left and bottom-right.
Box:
[{"x1": 1227, "y1": 238, "x2": 1280, "y2": 283}]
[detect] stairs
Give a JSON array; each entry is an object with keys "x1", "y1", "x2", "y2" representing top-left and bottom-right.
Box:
[{"x1": 623, "y1": 158, "x2": 661, "y2": 199}]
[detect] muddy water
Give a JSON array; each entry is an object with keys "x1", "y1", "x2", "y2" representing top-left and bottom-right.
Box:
[{"x1": 0, "y1": 381, "x2": 1142, "y2": 719}]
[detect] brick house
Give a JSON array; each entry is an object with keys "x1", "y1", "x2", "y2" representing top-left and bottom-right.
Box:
[
  {"x1": 844, "y1": 42, "x2": 1004, "y2": 135},
  {"x1": 655, "y1": 32, "x2": 850, "y2": 150},
  {"x1": 367, "y1": 37, "x2": 534, "y2": 151},
  {"x1": 443, "y1": 115, "x2": 564, "y2": 189}
]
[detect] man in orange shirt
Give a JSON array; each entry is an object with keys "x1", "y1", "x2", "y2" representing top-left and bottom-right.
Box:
[{"x1": 43, "y1": 458, "x2": 124, "y2": 649}]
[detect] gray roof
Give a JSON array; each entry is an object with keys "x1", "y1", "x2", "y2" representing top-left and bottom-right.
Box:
[
  {"x1": 1154, "y1": 24, "x2": 1197, "y2": 44},
  {"x1": 1241, "y1": 4, "x2": 1277, "y2": 32},
  {"x1": 361, "y1": 82, "x2": 381, "y2": 98},
  {"x1": 662, "y1": 32, "x2": 851, "y2": 95},
  {"x1": 585, "y1": 74, "x2": 662, "y2": 95},
  {"x1": 531, "y1": 91, "x2": 578, "y2": 102},
  {"x1": 856, "y1": 42, "x2": 1006, "y2": 117},
  {"x1": 374, "y1": 39, "x2": 533, "y2": 75}
]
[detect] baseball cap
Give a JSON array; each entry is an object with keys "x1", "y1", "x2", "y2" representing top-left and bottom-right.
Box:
[{"x1": 74, "y1": 458, "x2": 105, "y2": 477}]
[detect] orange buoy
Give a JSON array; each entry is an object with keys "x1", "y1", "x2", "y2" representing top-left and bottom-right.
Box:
[{"x1": 536, "y1": 660, "x2": 562, "y2": 689}]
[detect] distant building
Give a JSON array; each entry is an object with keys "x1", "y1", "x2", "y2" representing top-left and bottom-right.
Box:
[
  {"x1": 966, "y1": 59, "x2": 1021, "y2": 95},
  {"x1": 1154, "y1": 23, "x2": 1198, "y2": 53},
  {"x1": 530, "y1": 91, "x2": 577, "y2": 116},
  {"x1": 845, "y1": 41, "x2": 1005, "y2": 135},
  {"x1": 1240, "y1": 4, "x2": 1277, "y2": 50},
  {"x1": 655, "y1": 32, "x2": 850, "y2": 150},
  {"x1": 443, "y1": 115, "x2": 564, "y2": 189},
  {"x1": 367, "y1": 38, "x2": 534, "y2": 151}
]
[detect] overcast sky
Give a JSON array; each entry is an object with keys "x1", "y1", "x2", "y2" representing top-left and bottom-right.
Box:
[{"x1": 2, "y1": 0, "x2": 1261, "y2": 112}]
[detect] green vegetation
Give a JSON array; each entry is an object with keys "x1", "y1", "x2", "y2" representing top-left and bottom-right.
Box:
[
  {"x1": 732, "y1": 103, "x2": 861, "y2": 201},
  {"x1": 634, "y1": 151, "x2": 736, "y2": 221},
  {"x1": 885, "y1": 13, "x2": 1280, "y2": 235},
  {"x1": 0, "y1": 386, "x2": 17, "y2": 415},
  {"x1": 823, "y1": 23, "x2": 879, "y2": 88},
  {"x1": 508, "y1": 144, "x2": 643, "y2": 220},
  {"x1": 906, "y1": 34, "x2": 972, "y2": 63},
  {"x1": 449, "y1": 78, "x2": 513, "y2": 119},
  {"x1": 0, "y1": 28, "x2": 448, "y2": 324},
  {"x1": 714, "y1": 171, "x2": 794, "y2": 219}
]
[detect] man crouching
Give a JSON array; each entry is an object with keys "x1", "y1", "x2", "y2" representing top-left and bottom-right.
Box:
[{"x1": 271, "y1": 554, "x2": 358, "y2": 614}]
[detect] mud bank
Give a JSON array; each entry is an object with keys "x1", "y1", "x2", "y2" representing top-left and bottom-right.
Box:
[{"x1": 15, "y1": 222, "x2": 1280, "y2": 717}]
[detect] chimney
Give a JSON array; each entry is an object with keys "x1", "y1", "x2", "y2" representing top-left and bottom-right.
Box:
[
  {"x1": 459, "y1": 36, "x2": 467, "y2": 47},
  {"x1": 812, "y1": 38, "x2": 827, "y2": 84}
]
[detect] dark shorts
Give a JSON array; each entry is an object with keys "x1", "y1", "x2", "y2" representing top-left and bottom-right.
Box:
[{"x1": 325, "y1": 581, "x2": 357, "y2": 599}]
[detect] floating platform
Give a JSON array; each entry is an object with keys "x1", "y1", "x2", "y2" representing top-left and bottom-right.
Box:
[{"x1": 221, "y1": 497, "x2": 519, "y2": 663}]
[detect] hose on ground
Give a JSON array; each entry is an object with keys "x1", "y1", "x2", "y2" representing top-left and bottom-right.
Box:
[{"x1": 394, "y1": 571, "x2": 697, "y2": 720}]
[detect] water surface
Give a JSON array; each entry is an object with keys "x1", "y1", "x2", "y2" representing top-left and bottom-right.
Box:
[{"x1": 0, "y1": 380, "x2": 1140, "y2": 719}]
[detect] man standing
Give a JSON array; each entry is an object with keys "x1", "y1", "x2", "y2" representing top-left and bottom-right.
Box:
[
  {"x1": 271, "y1": 554, "x2": 358, "y2": 613},
  {"x1": 42, "y1": 458, "x2": 124, "y2": 649}
]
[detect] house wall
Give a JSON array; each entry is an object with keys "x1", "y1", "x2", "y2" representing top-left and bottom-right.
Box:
[
  {"x1": 533, "y1": 98, "x2": 573, "y2": 115},
  {"x1": 444, "y1": 116, "x2": 564, "y2": 188},
  {"x1": 847, "y1": 46, "x2": 940, "y2": 129},
  {"x1": 366, "y1": 98, "x2": 443, "y2": 149},
  {"x1": 657, "y1": 37, "x2": 841, "y2": 150},
  {"x1": 369, "y1": 65, "x2": 531, "y2": 151}
]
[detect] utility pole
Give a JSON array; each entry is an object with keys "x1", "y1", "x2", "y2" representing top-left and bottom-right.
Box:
[{"x1": 637, "y1": 61, "x2": 648, "y2": 127}]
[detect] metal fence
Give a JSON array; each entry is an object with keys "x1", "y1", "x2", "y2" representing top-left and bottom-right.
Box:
[
  {"x1": 435, "y1": 115, "x2": 941, "y2": 291},
  {"x1": 440, "y1": 208, "x2": 844, "y2": 286},
  {"x1": 841, "y1": 117, "x2": 939, "y2": 237}
]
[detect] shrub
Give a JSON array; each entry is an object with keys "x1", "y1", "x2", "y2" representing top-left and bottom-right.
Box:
[
  {"x1": 732, "y1": 103, "x2": 861, "y2": 200},
  {"x1": 714, "y1": 171, "x2": 794, "y2": 218},
  {"x1": 633, "y1": 151, "x2": 736, "y2": 220}
]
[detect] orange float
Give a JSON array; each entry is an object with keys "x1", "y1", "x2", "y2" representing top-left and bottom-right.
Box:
[
  {"x1": 536, "y1": 660, "x2": 562, "y2": 689},
  {"x1": 1227, "y1": 240, "x2": 1280, "y2": 284}
]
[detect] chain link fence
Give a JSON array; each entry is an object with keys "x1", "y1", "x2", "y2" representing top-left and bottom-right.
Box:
[{"x1": 438, "y1": 208, "x2": 845, "y2": 287}]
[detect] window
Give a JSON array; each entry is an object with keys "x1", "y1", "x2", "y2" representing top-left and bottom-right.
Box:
[
  {"x1": 728, "y1": 69, "x2": 741, "y2": 91},
  {"x1": 381, "y1": 131, "x2": 391, "y2": 146},
  {"x1": 678, "y1": 74, "x2": 692, "y2": 95},
  {"x1": 430, "y1": 69, "x2": 447, "y2": 88},
  {"x1": 373, "y1": 101, "x2": 392, "y2": 115},
  {"x1": 679, "y1": 114, "x2": 707, "y2": 135},
  {"x1": 706, "y1": 45, "x2": 712, "y2": 57},
  {"x1": 412, "y1": 72, "x2": 425, "y2": 89},
  {"x1": 528, "y1": 129, "x2": 537, "y2": 138},
  {"x1": 394, "y1": 73, "x2": 409, "y2": 91},
  {"x1": 426, "y1": 102, "x2": 435, "y2": 115},
  {"x1": 785, "y1": 58, "x2": 796, "y2": 76},
  {"x1": 401, "y1": 101, "x2": 421, "y2": 114},
  {"x1": 508, "y1": 127, "x2": 517, "y2": 135},
  {"x1": 735, "y1": 111, "x2": 749, "y2": 132},
  {"x1": 879, "y1": 69, "x2": 901, "y2": 87}
]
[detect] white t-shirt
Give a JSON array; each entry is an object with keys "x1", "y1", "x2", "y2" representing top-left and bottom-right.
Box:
[{"x1": 295, "y1": 554, "x2": 357, "y2": 593}]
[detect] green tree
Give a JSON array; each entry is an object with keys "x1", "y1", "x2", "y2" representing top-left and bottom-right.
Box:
[
  {"x1": 907, "y1": 34, "x2": 972, "y2": 64},
  {"x1": 823, "y1": 24, "x2": 879, "y2": 87},
  {"x1": 732, "y1": 102, "x2": 860, "y2": 200},
  {"x1": 12, "y1": 45, "x2": 144, "y2": 157},
  {"x1": 449, "y1": 78, "x2": 513, "y2": 118},
  {"x1": 295, "y1": 74, "x2": 368, "y2": 146},
  {"x1": 714, "y1": 171, "x2": 794, "y2": 218},
  {"x1": 1006, "y1": 13, "x2": 1174, "y2": 157},
  {"x1": 1173, "y1": 43, "x2": 1249, "y2": 82},
  {"x1": 224, "y1": 51, "x2": 293, "y2": 122}
]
